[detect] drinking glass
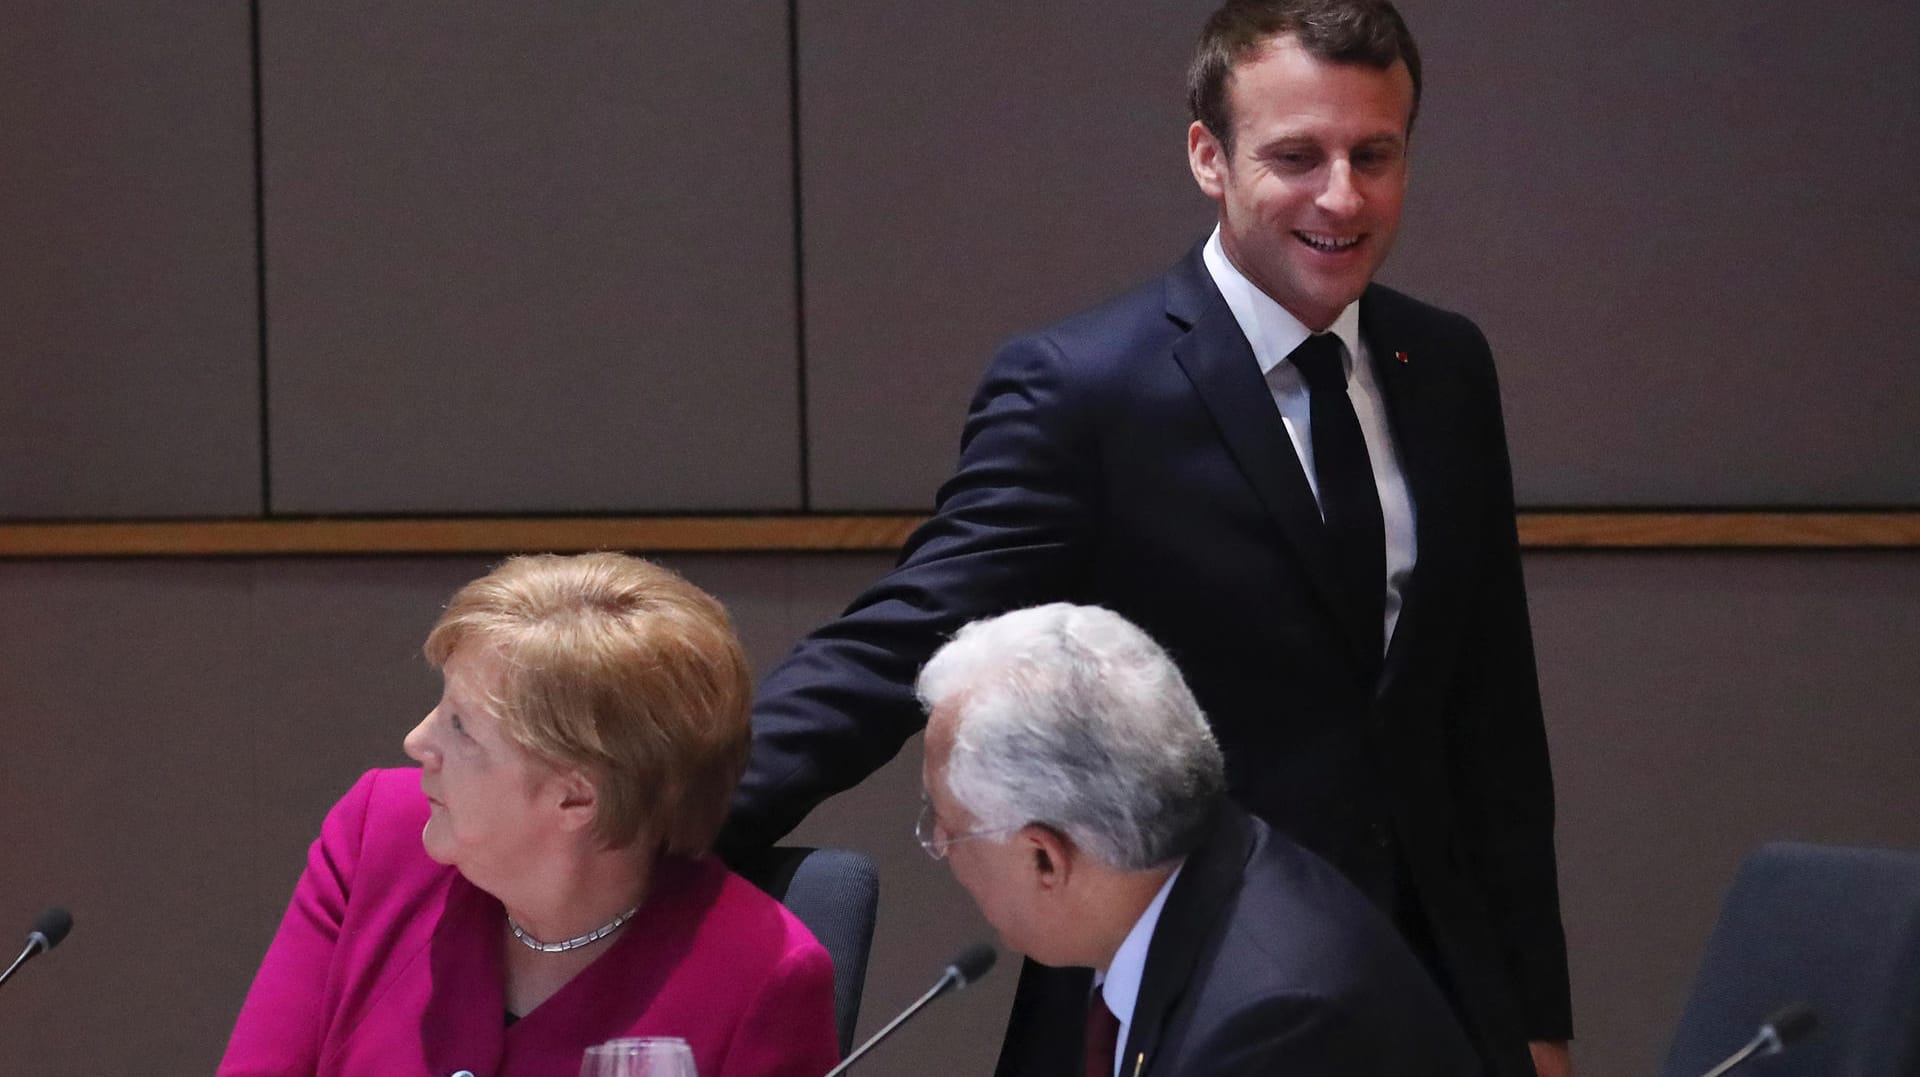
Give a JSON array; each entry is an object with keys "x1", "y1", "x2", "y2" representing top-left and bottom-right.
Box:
[{"x1": 579, "y1": 1036, "x2": 698, "y2": 1077}]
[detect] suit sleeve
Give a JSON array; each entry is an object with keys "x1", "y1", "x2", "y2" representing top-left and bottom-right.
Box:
[
  {"x1": 1443, "y1": 325, "x2": 1573, "y2": 1040},
  {"x1": 217, "y1": 770, "x2": 379, "y2": 1076},
  {"x1": 717, "y1": 939, "x2": 841, "y2": 1077},
  {"x1": 720, "y1": 332, "x2": 1100, "y2": 855}
]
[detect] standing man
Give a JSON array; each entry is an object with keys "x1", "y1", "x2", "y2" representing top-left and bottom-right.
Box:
[{"x1": 724, "y1": 2, "x2": 1572, "y2": 1073}]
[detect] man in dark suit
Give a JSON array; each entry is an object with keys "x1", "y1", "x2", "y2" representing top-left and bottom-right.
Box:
[
  {"x1": 724, "y1": 1, "x2": 1572, "y2": 1073},
  {"x1": 915, "y1": 603, "x2": 1481, "y2": 1076}
]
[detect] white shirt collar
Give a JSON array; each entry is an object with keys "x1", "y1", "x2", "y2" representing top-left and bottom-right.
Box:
[
  {"x1": 1095, "y1": 861, "x2": 1184, "y2": 1040},
  {"x1": 1202, "y1": 225, "x2": 1363, "y2": 376}
]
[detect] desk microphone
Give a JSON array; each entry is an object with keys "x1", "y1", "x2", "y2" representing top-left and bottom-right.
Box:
[
  {"x1": 0, "y1": 908, "x2": 73, "y2": 991},
  {"x1": 822, "y1": 942, "x2": 996, "y2": 1076},
  {"x1": 1696, "y1": 1003, "x2": 1818, "y2": 1077}
]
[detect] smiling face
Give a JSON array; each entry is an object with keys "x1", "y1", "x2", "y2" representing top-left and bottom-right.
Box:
[
  {"x1": 402, "y1": 644, "x2": 574, "y2": 891},
  {"x1": 1188, "y1": 34, "x2": 1414, "y2": 331}
]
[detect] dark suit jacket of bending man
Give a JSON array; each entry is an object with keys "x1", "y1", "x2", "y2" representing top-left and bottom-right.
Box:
[
  {"x1": 723, "y1": 244, "x2": 1571, "y2": 1075},
  {"x1": 997, "y1": 806, "x2": 1481, "y2": 1077}
]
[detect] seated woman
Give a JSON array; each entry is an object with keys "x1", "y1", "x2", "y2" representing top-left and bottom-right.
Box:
[{"x1": 219, "y1": 553, "x2": 839, "y2": 1077}]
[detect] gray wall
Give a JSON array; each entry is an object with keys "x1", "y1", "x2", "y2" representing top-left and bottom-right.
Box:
[{"x1": 1, "y1": 2, "x2": 1916, "y2": 1076}]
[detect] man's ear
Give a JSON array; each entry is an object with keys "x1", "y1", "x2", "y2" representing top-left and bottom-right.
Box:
[
  {"x1": 1022, "y1": 824, "x2": 1075, "y2": 893},
  {"x1": 1187, "y1": 120, "x2": 1228, "y2": 201}
]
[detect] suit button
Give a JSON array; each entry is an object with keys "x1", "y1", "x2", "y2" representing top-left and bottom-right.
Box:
[{"x1": 1369, "y1": 823, "x2": 1392, "y2": 849}]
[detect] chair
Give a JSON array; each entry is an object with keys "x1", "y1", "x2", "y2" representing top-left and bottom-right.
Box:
[
  {"x1": 733, "y1": 846, "x2": 880, "y2": 1056},
  {"x1": 1659, "y1": 842, "x2": 1920, "y2": 1077}
]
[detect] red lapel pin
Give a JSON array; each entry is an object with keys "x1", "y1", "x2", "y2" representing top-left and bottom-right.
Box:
[{"x1": 1394, "y1": 350, "x2": 1410, "y2": 363}]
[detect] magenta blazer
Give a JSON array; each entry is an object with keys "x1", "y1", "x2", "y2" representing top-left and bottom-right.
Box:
[{"x1": 220, "y1": 769, "x2": 839, "y2": 1077}]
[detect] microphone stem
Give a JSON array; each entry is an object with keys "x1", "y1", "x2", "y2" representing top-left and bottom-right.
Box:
[
  {"x1": 0, "y1": 939, "x2": 44, "y2": 991},
  {"x1": 821, "y1": 971, "x2": 957, "y2": 1077},
  {"x1": 1699, "y1": 1033, "x2": 1762, "y2": 1077}
]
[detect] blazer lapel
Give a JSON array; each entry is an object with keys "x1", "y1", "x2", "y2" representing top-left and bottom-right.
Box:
[
  {"x1": 418, "y1": 873, "x2": 507, "y2": 1077},
  {"x1": 1121, "y1": 806, "x2": 1255, "y2": 1075},
  {"x1": 1165, "y1": 253, "x2": 1377, "y2": 668}
]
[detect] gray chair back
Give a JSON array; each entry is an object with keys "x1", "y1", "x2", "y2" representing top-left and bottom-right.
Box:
[
  {"x1": 1660, "y1": 841, "x2": 1920, "y2": 1077},
  {"x1": 734, "y1": 846, "x2": 880, "y2": 1057}
]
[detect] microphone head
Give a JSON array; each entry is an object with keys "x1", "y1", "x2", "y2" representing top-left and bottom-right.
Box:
[
  {"x1": 946, "y1": 942, "x2": 997, "y2": 988},
  {"x1": 1763, "y1": 1003, "x2": 1818, "y2": 1046},
  {"x1": 28, "y1": 907, "x2": 72, "y2": 951}
]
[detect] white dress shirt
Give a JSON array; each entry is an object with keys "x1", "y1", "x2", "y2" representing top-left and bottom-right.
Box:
[
  {"x1": 1201, "y1": 227, "x2": 1418, "y2": 650},
  {"x1": 1093, "y1": 863, "x2": 1183, "y2": 1077}
]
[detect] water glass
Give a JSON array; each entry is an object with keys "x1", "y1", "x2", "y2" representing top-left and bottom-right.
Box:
[{"x1": 579, "y1": 1036, "x2": 698, "y2": 1077}]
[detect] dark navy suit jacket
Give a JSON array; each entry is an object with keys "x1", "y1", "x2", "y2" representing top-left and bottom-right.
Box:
[
  {"x1": 725, "y1": 246, "x2": 1570, "y2": 1073},
  {"x1": 995, "y1": 807, "x2": 1482, "y2": 1077}
]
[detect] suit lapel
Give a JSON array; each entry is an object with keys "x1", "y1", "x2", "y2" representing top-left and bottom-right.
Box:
[
  {"x1": 1359, "y1": 289, "x2": 1458, "y2": 692},
  {"x1": 1165, "y1": 254, "x2": 1376, "y2": 668},
  {"x1": 1121, "y1": 806, "x2": 1255, "y2": 1075}
]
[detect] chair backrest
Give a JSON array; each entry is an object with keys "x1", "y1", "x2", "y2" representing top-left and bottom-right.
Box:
[
  {"x1": 733, "y1": 846, "x2": 880, "y2": 1057},
  {"x1": 1660, "y1": 842, "x2": 1920, "y2": 1077}
]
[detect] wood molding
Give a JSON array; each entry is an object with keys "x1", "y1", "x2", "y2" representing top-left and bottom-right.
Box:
[
  {"x1": 0, "y1": 512, "x2": 1914, "y2": 558},
  {"x1": 1516, "y1": 512, "x2": 1920, "y2": 549}
]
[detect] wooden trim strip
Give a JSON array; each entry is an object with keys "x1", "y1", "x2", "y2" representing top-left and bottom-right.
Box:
[
  {"x1": 0, "y1": 517, "x2": 927, "y2": 558},
  {"x1": 0, "y1": 512, "x2": 1914, "y2": 558},
  {"x1": 1517, "y1": 512, "x2": 1920, "y2": 549}
]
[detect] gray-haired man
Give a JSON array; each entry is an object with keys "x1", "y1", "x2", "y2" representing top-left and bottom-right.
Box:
[{"x1": 916, "y1": 603, "x2": 1480, "y2": 1076}]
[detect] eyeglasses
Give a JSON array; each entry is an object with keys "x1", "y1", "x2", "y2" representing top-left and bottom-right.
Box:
[{"x1": 914, "y1": 796, "x2": 1017, "y2": 861}]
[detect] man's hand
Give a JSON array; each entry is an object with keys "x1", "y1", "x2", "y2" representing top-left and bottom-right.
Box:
[{"x1": 1529, "y1": 1040, "x2": 1573, "y2": 1077}]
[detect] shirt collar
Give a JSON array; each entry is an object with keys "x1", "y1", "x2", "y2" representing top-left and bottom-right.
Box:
[
  {"x1": 1201, "y1": 225, "x2": 1363, "y2": 377},
  {"x1": 1095, "y1": 861, "x2": 1184, "y2": 1029}
]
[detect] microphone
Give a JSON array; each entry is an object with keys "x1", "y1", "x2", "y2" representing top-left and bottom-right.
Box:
[
  {"x1": 0, "y1": 908, "x2": 74, "y2": 991},
  {"x1": 1697, "y1": 1003, "x2": 1819, "y2": 1077},
  {"x1": 822, "y1": 943, "x2": 997, "y2": 1076}
]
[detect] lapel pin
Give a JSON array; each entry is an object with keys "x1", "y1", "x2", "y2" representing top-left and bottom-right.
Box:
[{"x1": 1394, "y1": 350, "x2": 1410, "y2": 363}]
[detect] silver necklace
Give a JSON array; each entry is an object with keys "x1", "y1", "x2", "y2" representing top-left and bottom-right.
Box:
[{"x1": 507, "y1": 905, "x2": 639, "y2": 953}]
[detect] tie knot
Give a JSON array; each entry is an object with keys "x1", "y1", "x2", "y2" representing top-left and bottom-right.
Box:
[{"x1": 1290, "y1": 333, "x2": 1347, "y2": 393}]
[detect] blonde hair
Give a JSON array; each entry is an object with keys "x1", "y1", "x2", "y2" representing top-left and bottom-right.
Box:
[{"x1": 424, "y1": 552, "x2": 751, "y2": 855}]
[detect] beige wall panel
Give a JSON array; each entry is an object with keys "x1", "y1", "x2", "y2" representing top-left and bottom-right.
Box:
[
  {"x1": 798, "y1": 1, "x2": 1215, "y2": 510},
  {"x1": 260, "y1": 5, "x2": 800, "y2": 513},
  {"x1": 1362, "y1": 0, "x2": 1919, "y2": 505},
  {"x1": 0, "y1": 6, "x2": 260, "y2": 518},
  {"x1": 0, "y1": 562, "x2": 260, "y2": 1073}
]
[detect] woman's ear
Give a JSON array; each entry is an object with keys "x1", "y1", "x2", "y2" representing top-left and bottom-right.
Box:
[{"x1": 553, "y1": 767, "x2": 600, "y2": 833}]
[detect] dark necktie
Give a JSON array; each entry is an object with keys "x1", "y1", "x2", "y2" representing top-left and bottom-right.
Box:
[
  {"x1": 1084, "y1": 986, "x2": 1120, "y2": 1077},
  {"x1": 1290, "y1": 333, "x2": 1386, "y2": 665}
]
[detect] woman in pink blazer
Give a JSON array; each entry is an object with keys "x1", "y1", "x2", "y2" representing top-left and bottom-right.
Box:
[{"x1": 220, "y1": 554, "x2": 840, "y2": 1077}]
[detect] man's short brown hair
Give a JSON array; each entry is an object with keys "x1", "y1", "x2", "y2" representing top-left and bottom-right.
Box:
[
  {"x1": 1187, "y1": 0, "x2": 1422, "y2": 153},
  {"x1": 425, "y1": 552, "x2": 751, "y2": 856}
]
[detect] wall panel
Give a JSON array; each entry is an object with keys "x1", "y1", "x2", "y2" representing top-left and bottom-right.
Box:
[
  {"x1": 1393, "y1": 0, "x2": 1920, "y2": 505},
  {"x1": 0, "y1": 4, "x2": 260, "y2": 519},
  {"x1": 260, "y1": 4, "x2": 800, "y2": 513},
  {"x1": 798, "y1": 1, "x2": 1215, "y2": 509}
]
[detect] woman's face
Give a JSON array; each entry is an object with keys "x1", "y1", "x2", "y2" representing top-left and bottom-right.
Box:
[{"x1": 403, "y1": 644, "x2": 568, "y2": 887}]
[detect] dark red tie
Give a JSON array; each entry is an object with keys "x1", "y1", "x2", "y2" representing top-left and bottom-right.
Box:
[
  {"x1": 1290, "y1": 332, "x2": 1387, "y2": 668},
  {"x1": 1085, "y1": 986, "x2": 1120, "y2": 1077}
]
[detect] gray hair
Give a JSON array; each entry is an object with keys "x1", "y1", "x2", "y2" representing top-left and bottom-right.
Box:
[{"x1": 916, "y1": 603, "x2": 1226, "y2": 870}]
